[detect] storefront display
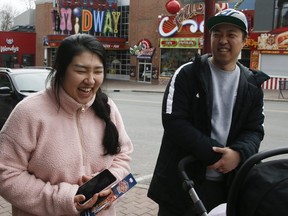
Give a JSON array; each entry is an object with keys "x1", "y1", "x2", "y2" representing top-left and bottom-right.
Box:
[{"x1": 160, "y1": 48, "x2": 197, "y2": 77}]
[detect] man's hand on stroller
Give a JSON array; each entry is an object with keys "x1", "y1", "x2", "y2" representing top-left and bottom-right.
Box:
[{"x1": 207, "y1": 147, "x2": 241, "y2": 174}]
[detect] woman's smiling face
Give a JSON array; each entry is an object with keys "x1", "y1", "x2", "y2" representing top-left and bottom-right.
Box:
[{"x1": 62, "y1": 51, "x2": 104, "y2": 104}]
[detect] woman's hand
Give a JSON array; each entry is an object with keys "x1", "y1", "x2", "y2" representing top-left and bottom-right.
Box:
[
  {"x1": 74, "y1": 174, "x2": 112, "y2": 211},
  {"x1": 74, "y1": 188, "x2": 112, "y2": 211},
  {"x1": 78, "y1": 175, "x2": 94, "y2": 186}
]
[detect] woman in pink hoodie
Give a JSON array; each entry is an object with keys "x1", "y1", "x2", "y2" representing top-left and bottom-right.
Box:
[{"x1": 0, "y1": 34, "x2": 133, "y2": 216}]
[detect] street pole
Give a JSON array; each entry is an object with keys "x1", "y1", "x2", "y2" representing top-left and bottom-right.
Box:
[{"x1": 203, "y1": 0, "x2": 215, "y2": 54}]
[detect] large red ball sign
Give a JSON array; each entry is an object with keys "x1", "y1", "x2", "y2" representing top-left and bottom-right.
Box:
[{"x1": 165, "y1": 0, "x2": 181, "y2": 15}]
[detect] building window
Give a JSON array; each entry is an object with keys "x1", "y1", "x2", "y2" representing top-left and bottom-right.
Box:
[
  {"x1": 47, "y1": 48, "x2": 57, "y2": 67},
  {"x1": 239, "y1": 49, "x2": 250, "y2": 68},
  {"x1": 274, "y1": 0, "x2": 288, "y2": 28},
  {"x1": 118, "y1": 5, "x2": 129, "y2": 38},
  {"x1": 22, "y1": 54, "x2": 35, "y2": 67},
  {"x1": 160, "y1": 48, "x2": 197, "y2": 77},
  {"x1": 106, "y1": 50, "x2": 130, "y2": 75},
  {"x1": 1, "y1": 54, "x2": 18, "y2": 68}
]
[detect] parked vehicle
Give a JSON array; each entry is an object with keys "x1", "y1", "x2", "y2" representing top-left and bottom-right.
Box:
[{"x1": 0, "y1": 67, "x2": 50, "y2": 130}]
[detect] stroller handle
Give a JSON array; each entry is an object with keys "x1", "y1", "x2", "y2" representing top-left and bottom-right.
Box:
[
  {"x1": 178, "y1": 155, "x2": 208, "y2": 216},
  {"x1": 178, "y1": 155, "x2": 196, "y2": 181}
]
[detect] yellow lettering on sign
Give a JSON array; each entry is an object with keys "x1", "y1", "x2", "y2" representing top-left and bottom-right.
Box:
[
  {"x1": 112, "y1": 12, "x2": 120, "y2": 34},
  {"x1": 103, "y1": 10, "x2": 113, "y2": 35}
]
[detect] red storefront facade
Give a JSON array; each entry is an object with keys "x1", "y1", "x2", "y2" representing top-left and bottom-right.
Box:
[{"x1": 0, "y1": 32, "x2": 36, "y2": 68}]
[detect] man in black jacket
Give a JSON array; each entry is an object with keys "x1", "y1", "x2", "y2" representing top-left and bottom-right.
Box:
[{"x1": 148, "y1": 8, "x2": 270, "y2": 216}]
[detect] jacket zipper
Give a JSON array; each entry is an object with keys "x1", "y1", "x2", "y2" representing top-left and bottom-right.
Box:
[{"x1": 77, "y1": 105, "x2": 86, "y2": 166}]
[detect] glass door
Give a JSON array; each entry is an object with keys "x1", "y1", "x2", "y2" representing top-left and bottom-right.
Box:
[{"x1": 138, "y1": 62, "x2": 152, "y2": 83}]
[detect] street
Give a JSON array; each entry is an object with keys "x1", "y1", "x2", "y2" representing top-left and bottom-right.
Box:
[
  {"x1": 108, "y1": 91, "x2": 288, "y2": 185},
  {"x1": 261, "y1": 101, "x2": 288, "y2": 150},
  {"x1": 108, "y1": 91, "x2": 163, "y2": 184}
]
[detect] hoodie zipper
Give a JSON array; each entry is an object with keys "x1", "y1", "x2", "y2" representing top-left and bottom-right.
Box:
[
  {"x1": 81, "y1": 105, "x2": 86, "y2": 113},
  {"x1": 77, "y1": 105, "x2": 86, "y2": 166}
]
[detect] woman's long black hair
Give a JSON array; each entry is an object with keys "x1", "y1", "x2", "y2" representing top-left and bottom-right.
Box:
[{"x1": 47, "y1": 34, "x2": 120, "y2": 155}]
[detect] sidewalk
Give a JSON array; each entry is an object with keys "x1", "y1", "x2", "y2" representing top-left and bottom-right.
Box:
[
  {"x1": 115, "y1": 184, "x2": 158, "y2": 216},
  {"x1": 0, "y1": 79, "x2": 287, "y2": 216},
  {"x1": 0, "y1": 184, "x2": 158, "y2": 216}
]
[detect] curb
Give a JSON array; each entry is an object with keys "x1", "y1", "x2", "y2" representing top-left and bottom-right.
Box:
[
  {"x1": 264, "y1": 98, "x2": 288, "y2": 102},
  {"x1": 106, "y1": 88, "x2": 288, "y2": 102},
  {"x1": 104, "y1": 89, "x2": 165, "y2": 94},
  {"x1": 134, "y1": 183, "x2": 150, "y2": 189}
]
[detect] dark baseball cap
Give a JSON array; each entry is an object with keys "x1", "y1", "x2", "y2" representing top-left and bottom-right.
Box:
[{"x1": 206, "y1": 9, "x2": 248, "y2": 34}]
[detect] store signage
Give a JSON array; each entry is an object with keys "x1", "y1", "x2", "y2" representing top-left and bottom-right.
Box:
[
  {"x1": 102, "y1": 44, "x2": 125, "y2": 49},
  {"x1": 6, "y1": 38, "x2": 13, "y2": 45},
  {"x1": 46, "y1": 34, "x2": 126, "y2": 49},
  {"x1": 52, "y1": 0, "x2": 120, "y2": 36},
  {"x1": 137, "y1": 48, "x2": 155, "y2": 59},
  {"x1": 160, "y1": 38, "x2": 199, "y2": 48},
  {"x1": 0, "y1": 38, "x2": 19, "y2": 53},
  {"x1": 158, "y1": 4, "x2": 204, "y2": 37},
  {"x1": 60, "y1": 0, "x2": 117, "y2": 9},
  {"x1": 245, "y1": 38, "x2": 258, "y2": 49},
  {"x1": 158, "y1": 3, "x2": 228, "y2": 37},
  {"x1": 258, "y1": 31, "x2": 288, "y2": 50},
  {"x1": 181, "y1": 0, "x2": 238, "y2": 3},
  {"x1": 159, "y1": 16, "x2": 204, "y2": 37},
  {"x1": 130, "y1": 39, "x2": 152, "y2": 56}
]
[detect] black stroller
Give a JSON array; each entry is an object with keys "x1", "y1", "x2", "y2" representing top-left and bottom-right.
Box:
[{"x1": 178, "y1": 147, "x2": 288, "y2": 216}]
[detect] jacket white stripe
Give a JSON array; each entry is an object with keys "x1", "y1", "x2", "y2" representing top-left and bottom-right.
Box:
[{"x1": 165, "y1": 61, "x2": 193, "y2": 114}]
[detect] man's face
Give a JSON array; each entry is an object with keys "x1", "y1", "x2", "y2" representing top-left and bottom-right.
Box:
[{"x1": 210, "y1": 24, "x2": 246, "y2": 71}]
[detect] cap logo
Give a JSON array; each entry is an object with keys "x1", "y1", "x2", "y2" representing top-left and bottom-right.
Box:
[{"x1": 218, "y1": 9, "x2": 240, "y2": 17}]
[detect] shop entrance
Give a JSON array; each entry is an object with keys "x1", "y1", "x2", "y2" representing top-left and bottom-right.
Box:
[{"x1": 138, "y1": 62, "x2": 152, "y2": 83}]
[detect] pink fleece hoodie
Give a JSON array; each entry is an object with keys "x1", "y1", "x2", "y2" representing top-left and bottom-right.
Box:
[{"x1": 0, "y1": 87, "x2": 133, "y2": 216}]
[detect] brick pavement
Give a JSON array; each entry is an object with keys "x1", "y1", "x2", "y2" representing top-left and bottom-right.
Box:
[
  {"x1": 115, "y1": 185, "x2": 158, "y2": 216},
  {"x1": 0, "y1": 184, "x2": 158, "y2": 216}
]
